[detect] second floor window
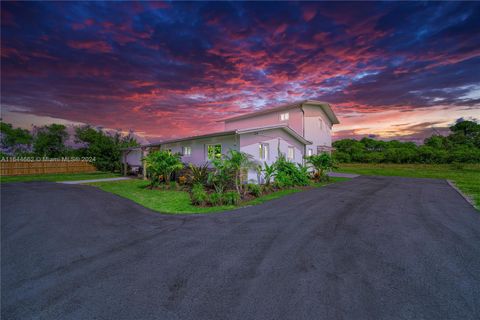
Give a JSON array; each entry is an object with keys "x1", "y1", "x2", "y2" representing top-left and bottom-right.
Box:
[
  {"x1": 280, "y1": 112, "x2": 289, "y2": 121},
  {"x1": 259, "y1": 143, "x2": 269, "y2": 161},
  {"x1": 183, "y1": 146, "x2": 191, "y2": 156},
  {"x1": 207, "y1": 144, "x2": 222, "y2": 160}
]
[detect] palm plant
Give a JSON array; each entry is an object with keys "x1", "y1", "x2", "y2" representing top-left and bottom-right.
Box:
[
  {"x1": 144, "y1": 150, "x2": 184, "y2": 188},
  {"x1": 208, "y1": 157, "x2": 231, "y2": 193},
  {"x1": 262, "y1": 162, "x2": 277, "y2": 186},
  {"x1": 224, "y1": 150, "x2": 255, "y2": 197},
  {"x1": 189, "y1": 163, "x2": 209, "y2": 185},
  {"x1": 305, "y1": 152, "x2": 336, "y2": 181}
]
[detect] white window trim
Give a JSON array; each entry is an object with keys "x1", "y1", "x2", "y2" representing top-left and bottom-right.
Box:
[
  {"x1": 307, "y1": 148, "x2": 313, "y2": 156},
  {"x1": 280, "y1": 112, "x2": 289, "y2": 121},
  {"x1": 182, "y1": 146, "x2": 192, "y2": 156},
  {"x1": 259, "y1": 143, "x2": 269, "y2": 161},
  {"x1": 287, "y1": 146, "x2": 295, "y2": 160}
]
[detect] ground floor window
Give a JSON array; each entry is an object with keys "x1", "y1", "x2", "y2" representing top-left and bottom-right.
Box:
[
  {"x1": 287, "y1": 146, "x2": 295, "y2": 160},
  {"x1": 259, "y1": 143, "x2": 269, "y2": 161},
  {"x1": 183, "y1": 146, "x2": 191, "y2": 156},
  {"x1": 207, "y1": 144, "x2": 222, "y2": 160},
  {"x1": 307, "y1": 148, "x2": 313, "y2": 156}
]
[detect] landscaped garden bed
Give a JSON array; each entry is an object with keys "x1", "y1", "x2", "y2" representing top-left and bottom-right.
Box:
[
  {"x1": 90, "y1": 177, "x2": 348, "y2": 214},
  {"x1": 90, "y1": 150, "x2": 349, "y2": 214}
]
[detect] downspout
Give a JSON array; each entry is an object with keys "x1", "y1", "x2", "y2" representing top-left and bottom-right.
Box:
[
  {"x1": 142, "y1": 147, "x2": 149, "y2": 180},
  {"x1": 301, "y1": 104, "x2": 306, "y2": 165}
]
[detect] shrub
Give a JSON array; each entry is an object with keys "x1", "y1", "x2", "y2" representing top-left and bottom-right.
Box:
[
  {"x1": 144, "y1": 151, "x2": 183, "y2": 188},
  {"x1": 332, "y1": 151, "x2": 351, "y2": 163},
  {"x1": 262, "y1": 162, "x2": 276, "y2": 185},
  {"x1": 191, "y1": 183, "x2": 208, "y2": 206},
  {"x1": 223, "y1": 150, "x2": 256, "y2": 196},
  {"x1": 178, "y1": 175, "x2": 187, "y2": 185},
  {"x1": 223, "y1": 191, "x2": 240, "y2": 205},
  {"x1": 208, "y1": 158, "x2": 233, "y2": 193},
  {"x1": 274, "y1": 154, "x2": 310, "y2": 187},
  {"x1": 169, "y1": 181, "x2": 178, "y2": 190},
  {"x1": 208, "y1": 192, "x2": 224, "y2": 206},
  {"x1": 247, "y1": 183, "x2": 261, "y2": 197},
  {"x1": 189, "y1": 163, "x2": 209, "y2": 185},
  {"x1": 305, "y1": 153, "x2": 336, "y2": 181}
]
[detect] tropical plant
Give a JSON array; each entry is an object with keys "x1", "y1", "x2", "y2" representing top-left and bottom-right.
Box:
[
  {"x1": 274, "y1": 154, "x2": 310, "y2": 187},
  {"x1": 208, "y1": 192, "x2": 224, "y2": 206},
  {"x1": 144, "y1": 150, "x2": 183, "y2": 188},
  {"x1": 224, "y1": 150, "x2": 255, "y2": 197},
  {"x1": 191, "y1": 183, "x2": 208, "y2": 205},
  {"x1": 262, "y1": 162, "x2": 277, "y2": 186},
  {"x1": 208, "y1": 157, "x2": 232, "y2": 193},
  {"x1": 223, "y1": 191, "x2": 240, "y2": 205},
  {"x1": 178, "y1": 175, "x2": 187, "y2": 185},
  {"x1": 188, "y1": 163, "x2": 209, "y2": 185},
  {"x1": 306, "y1": 153, "x2": 336, "y2": 181},
  {"x1": 169, "y1": 181, "x2": 178, "y2": 190},
  {"x1": 247, "y1": 183, "x2": 261, "y2": 197}
]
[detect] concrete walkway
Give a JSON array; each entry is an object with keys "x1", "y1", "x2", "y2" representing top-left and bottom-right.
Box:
[{"x1": 58, "y1": 177, "x2": 131, "y2": 184}]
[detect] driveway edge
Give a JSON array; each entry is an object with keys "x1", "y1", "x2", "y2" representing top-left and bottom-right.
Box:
[{"x1": 446, "y1": 179, "x2": 476, "y2": 209}]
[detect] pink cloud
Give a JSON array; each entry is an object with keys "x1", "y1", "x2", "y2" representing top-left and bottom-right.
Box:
[{"x1": 67, "y1": 40, "x2": 113, "y2": 53}]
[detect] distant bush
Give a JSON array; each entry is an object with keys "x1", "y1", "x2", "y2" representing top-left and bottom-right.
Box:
[{"x1": 333, "y1": 120, "x2": 480, "y2": 164}]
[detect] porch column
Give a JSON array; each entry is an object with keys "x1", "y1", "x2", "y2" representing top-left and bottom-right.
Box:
[
  {"x1": 122, "y1": 150, "x2": 131, "y2": 176},
  {"x1": 142, "y1": 147, "x2": 148, "y2": 180},
  {"x1": 123, "y1": 151, "x2": 127, "y2": 176}
]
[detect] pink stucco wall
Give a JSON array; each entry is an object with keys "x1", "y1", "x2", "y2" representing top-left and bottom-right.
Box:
[{"x1": 224, "y1": 107, "x2": 304, "y2": 136}]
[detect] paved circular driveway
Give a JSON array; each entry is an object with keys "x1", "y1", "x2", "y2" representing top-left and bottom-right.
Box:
[{"x1": 2, "y1": 176, "x2": 479, "y2": 319}]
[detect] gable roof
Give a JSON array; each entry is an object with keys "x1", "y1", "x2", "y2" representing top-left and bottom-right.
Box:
[
  {"x1": 219, "y1": 100, "x2": 340, "y2": 125},
  {"x1": 144, "y1": 130, "x2": 237, "y2": 147},
  {"x1": 141, "y1": 123, "x2": 312, "y2": 148},
  {"x1": 237, "y1": 124, "x2": 312, "y2": 145}
]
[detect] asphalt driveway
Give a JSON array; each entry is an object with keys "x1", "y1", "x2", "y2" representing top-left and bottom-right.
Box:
[{"x1": 1, "y1": 176, "x2": 479, "y2": 320}]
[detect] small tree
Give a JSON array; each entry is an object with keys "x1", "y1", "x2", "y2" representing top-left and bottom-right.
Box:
[
  {"x1": 75, "y1": 126, "x2": 138, "y2": 172},
  {"x1": 0, "y1": 122, "x2": 33, "y2": 156},
  {"x1": 33, "y1": 124, "x2": 69, "y2": 157},
  {"x1": 306, "y1": 153, "x2": 336, "y2": 181},
  {"x1": 208, "y1": 157, "x2": 231, "y2": 193},
  {"x1": 224, "y1": 150, "x2": 255, "y2": 197},
  {"x1": 144, "y1": 151, "x2": 183, "y2": 188},
  {"x1": 262, "y1": 162, "x2": 277, "y2": 186}
]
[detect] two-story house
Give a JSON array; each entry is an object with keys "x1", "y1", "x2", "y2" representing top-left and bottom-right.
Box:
[{"x1": 122, "y1": 100, "x2": 339, "y2": 181}]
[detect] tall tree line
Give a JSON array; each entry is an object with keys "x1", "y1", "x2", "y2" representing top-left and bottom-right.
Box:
[
  {"x1": 333, "y1": 120, "x2": 480, "y2": 164},
  {"x1": 0, "y1": 122, "x2": 138, "y2": 172}
]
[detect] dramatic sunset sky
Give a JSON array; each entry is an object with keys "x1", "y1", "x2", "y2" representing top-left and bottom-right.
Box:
[{"x1": 1, "y1": 1, "x2": 479, "y2": 143}]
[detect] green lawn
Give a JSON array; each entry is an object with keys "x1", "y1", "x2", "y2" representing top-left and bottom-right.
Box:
[
  {"x1": 90, "y1": 177, "x2": 348, "y2": 214},
  {"x1": 0, "y1": 172, "x2": 121, "y2": 183},
  {"x1": 335, "y1": 163, "x2": 480, "y2": 209}
]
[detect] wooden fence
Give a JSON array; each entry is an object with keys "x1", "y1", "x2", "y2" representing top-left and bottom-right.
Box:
[{"x1": 0, "y1": 161, "x2": 97, "y2": 176}]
